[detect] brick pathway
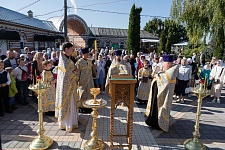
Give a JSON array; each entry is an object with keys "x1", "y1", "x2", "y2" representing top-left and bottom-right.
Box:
[
  {"x1": 1, "y1": 89, "x2": 225, "y2": 149},
  {"x1": 141, "y1": 93, "x2": 225, "y2": 150},
  {"x1": 0, "y1": 97, "x2": 88, "y2": 150}
]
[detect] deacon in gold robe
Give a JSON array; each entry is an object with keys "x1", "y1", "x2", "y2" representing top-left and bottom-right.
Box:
[
  {"x1": 41, "y1": 60, "x2": 56, "y2": 114},
  {"x1": 75, "y1": 48, "x2": 94, "y2": 113},
  {"x1": 145, "y1": 55, "x2": 178, "y2": 131},
  {"x1": 55, "y1": 42, "x2": 79, "y2": 132},
  {"x1": 136, "y1": 60, "x2": 152, "y2": 103},
  {"x1": 105, "y1": 50, "x2": 132, "y2": 94}
]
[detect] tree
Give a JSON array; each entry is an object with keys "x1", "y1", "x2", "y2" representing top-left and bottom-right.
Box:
[
  {"x1": 166, "y1": 27, "x2": 172, "y2": 54},
  {"x1": 143, "y1": 18, "x2": 163, "y2": 36},
  {"x1": 158, "y1": 30, "x2": 166, "y2": 54},
  {"x1": 171, "y1": 0, "x2": 225, "y2": 59},
  {"x1": 144, "y1": 18, "x2": 188, "y2": 53},
  {"x1": 127, "y1": 4, "x2": 142, "y2": 55}
]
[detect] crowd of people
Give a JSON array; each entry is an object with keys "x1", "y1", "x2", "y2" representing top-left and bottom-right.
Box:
[
  {"x1": 0, "y1": 43, "x2": 224, "y2": 132},
  {"x1": 0, "y1": 47, "x2": 60, "y2": 117}
]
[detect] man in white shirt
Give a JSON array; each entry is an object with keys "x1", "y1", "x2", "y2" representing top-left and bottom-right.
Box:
[{"x1": 14, "y1": 59, "x2": 28, "y2": 105}]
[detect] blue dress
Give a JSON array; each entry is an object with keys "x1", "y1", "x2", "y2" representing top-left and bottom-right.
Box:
[
  {"x1": 134, "y1": 62, "x2": 138, "y2": 77},
  {"x1": 199, "y1": 69, "x2": 211, "y2": 89}
]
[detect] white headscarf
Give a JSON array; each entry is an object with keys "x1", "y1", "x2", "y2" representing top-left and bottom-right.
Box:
[
  {"x1": 203, "y1": 63, "x2": 211, "y2": 70},
  {"x1": 181, "y1": 57, "x2": 187, "y2": 66},
  {"x1": 187, "y1": 58, "x2": 192, "y2": 64},
  {"x1": 219, "y1": 60, "x2": 224, "y2": 66},
  {"x1": 20, "y1": 54, "x2": 26, "y2": 58},
  {"x1": 159, "y1": 57, "x2": 163, "y2": 63}
]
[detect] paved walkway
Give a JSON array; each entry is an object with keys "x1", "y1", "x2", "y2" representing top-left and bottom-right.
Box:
[{"x1": 1, "y1": 89, "x2": 225, "y2": 149}]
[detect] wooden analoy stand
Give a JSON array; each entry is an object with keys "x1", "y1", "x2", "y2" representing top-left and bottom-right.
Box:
[{"x1": 109, "y1": 75, "x2": 136, "y2": 150}]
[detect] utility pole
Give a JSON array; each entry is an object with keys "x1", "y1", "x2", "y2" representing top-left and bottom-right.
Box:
[{"x1": 64, "y1": 0, "x2": 68, "y2": 42}]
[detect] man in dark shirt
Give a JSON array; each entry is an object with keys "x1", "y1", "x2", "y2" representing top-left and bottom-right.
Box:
[
  {"x1": 129, "y1": 54, "x2": 136, "y2": 78},
  {"x1": 4, "y1": 50, "x2": 18, "y2": 69}
]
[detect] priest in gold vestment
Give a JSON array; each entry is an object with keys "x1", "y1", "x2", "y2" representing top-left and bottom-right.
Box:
[
  {"x1": 75, "y1": 48, "x2": 94, "y2": 113},
  {"x1": 105, "y1": 50, "x2": 132, "y2": 93},
  {"x1": 55, "y1": 42, "x2": 78, "y2": 132},
  {"x1": 145, "y1": 55, "x2": 178, "y2": 131}
]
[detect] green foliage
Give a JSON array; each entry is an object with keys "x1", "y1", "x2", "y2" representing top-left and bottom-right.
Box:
[
  {"x1": 144, "y1": 18, "x2": 188, "y2": 54},
  {"x1": 143, "y1": 18, "x2": 163, "y2": 36},
  {"x1": 182, "y1": 45, "x2": 212, "y2": 62},
  {"x1": 171, "y1": 0, "x2": 225, "y2": 60},
  {"x1": 158, "y1": 30, "x2": 166, "y2": 54},
  {"x1": 182, "y1": 47, "x2": 196, "y2": 59},
  {"x1": 127, "y1": 4, "x2": 142, "y2": 55}
]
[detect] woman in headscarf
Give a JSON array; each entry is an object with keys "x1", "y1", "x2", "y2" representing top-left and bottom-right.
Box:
[
  {"x1": 176, "y1": 58, "x2": 192, "y2": 103},
  {"x1": 51, "y1": 51, "x2": 59, "y2": 66},
  {"x1": 199, "y1": 62, "x2": 212, "y2": 90},
  {"x1": 210, "y1": 57, "x2": 217, "y2": 69},
  {"x1": 95, "y1": 54, "x2": 106, "y2": 93},
  {"x1": 210, "y1": 60, "x2": 225, "y2": 104},
  {"x1": 32, "y1": 52, "x2": 43, "y2": 85},
  {"x1": 187, "y1": 58, "x2": 195, "y2": 87}
]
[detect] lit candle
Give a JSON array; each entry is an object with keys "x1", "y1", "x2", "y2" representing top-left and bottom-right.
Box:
[
  {"x1": 94, "y1": 40, "x2": 98, "y2": 62},
  {"x1": 94, "y1": 40, "x2": 97, "y2": 51}
]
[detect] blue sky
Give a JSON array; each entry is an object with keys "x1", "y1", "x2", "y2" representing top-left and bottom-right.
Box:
[{"x1": 1, "y1": 0, "x2": 172, "y2": 29}]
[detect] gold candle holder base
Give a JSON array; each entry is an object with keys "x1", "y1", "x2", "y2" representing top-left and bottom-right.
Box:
[
  {"x1": 84, "y1": 139, "x2": 105, "y2": 150},
  {"x1": 184, "y1": 85, "x2": 210, "y2": 150},
  {"x1": 184, "y1": 138, "x2": 206, "y2": 150},
  {"x1": 83, "y1": 88, "x2": 107, "y2": 150},
  {"x1": 28, "y1": 82, "x2": 53, "y2": 150},
  {"x1": 30, "y1": 135, "x2": 53, "y2": 150}
]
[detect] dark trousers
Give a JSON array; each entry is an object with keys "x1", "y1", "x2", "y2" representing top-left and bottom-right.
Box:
[
  {"x1": 176, "y1": 79, "x2": 189, "y2": 96},
  {"x1": 0, "y1": 86, "x2": 10, "y2": 115},
  {"x1": 16, "y1": 80, "x2": 28, "y2": 104}
]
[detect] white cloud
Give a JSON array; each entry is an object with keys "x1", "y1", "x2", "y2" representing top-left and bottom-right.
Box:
[{"x1": 70, "y1": 0, "x2": 77, "y2": 14}]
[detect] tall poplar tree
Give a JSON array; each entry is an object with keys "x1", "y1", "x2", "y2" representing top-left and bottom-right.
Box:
[
  {"x1": 158, "y1": 30, "x2": 166, "y2": 54},
  {"x1": 127, "y1": 4, "x2": 142, "y2": 55}
]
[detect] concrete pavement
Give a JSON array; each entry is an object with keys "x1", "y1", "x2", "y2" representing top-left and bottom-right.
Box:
[{"x1": 1, "y1": 89, "x2": 225, "y2": 150}]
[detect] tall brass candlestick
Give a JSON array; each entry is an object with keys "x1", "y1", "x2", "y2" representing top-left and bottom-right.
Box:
[
  {"x1": 28, "y1": 79, "x2": 53, "y2": 150},
  {"x1": 83, "y1": 88, "x2": 107, "y2": 150},
  {"x1": 184, "y1": 84, "x2": 211, "y2": 150}
]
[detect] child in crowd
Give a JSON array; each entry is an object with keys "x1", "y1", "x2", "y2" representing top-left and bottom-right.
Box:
[
  {"x1": 0, "y1": 60, "x2": 12, "y2": 117},
  {"x1": 14, "y1": 59, "x2": 29, "y2": 105},
  {"x1": 41, "y1": 60, "x2": 56, "y2": 116},
  {"x1": 5, "y1": 67, "x2": 18, "y2": 110}
]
